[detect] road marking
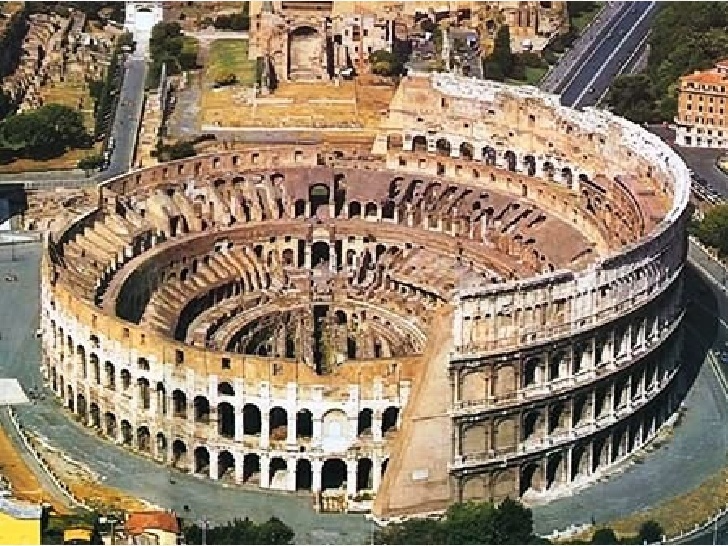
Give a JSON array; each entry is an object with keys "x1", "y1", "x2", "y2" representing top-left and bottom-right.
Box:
[
  {"x1": 557, "y1": 2, "x2": 632, "y2": 95},
  {"x1": 571, "y1": 1, "x2": 657, "y2": 108},
  {"x1": 596, "y1": 30, "x2": 650, "y2": 106}
]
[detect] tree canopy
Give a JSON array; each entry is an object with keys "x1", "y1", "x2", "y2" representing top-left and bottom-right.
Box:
[
  {"x1": 607, "y1": 2, "x2": 728, "y2": 122},
  {"x1": 0, "y1": 103, "x2": 90, "y2": 161},
  {"x1": 691, "y1": 203, "x2": 728, "y2": 257},
  {"x1": 374, "y1": 498, "x2": 548, "y2": 544},
  {"x1": 148, "y1": 22, "x2": 198, "y2": 87},
  {"x1": 184, "y1": 517, "x2": 294, "y2": 545}
]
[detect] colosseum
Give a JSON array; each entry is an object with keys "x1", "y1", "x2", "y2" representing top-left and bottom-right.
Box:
[{"x1": 40, "y1": 73, "x2": 691, "y2": 520}]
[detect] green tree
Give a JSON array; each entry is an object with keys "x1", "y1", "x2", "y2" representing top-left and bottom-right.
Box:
[
  {"x1": 591, "y1": 527, "x2": 620, "y2": 545},
  {"x1": 184, "y1": 517, "x2": 294, "y2": 545},
  {"x1": 77, "y1": 154, "x2": 104, "y2": 174},
  {"x1": 606, "y1": 74, "x2": 659, "y2": 124},
  {"x1": 490, "y1": 25, "x2": 513, "y2": 77},
  {"x1": 693, "y1": 203, "x2": 728, "y2": 257},
  {"x1": 638, "y1": 520, "x2": 664, "y2": 544}
]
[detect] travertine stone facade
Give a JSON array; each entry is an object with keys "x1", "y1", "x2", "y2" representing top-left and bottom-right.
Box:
[{"x1": 40, "y1": 74, "x2": 690, "y2": 518}]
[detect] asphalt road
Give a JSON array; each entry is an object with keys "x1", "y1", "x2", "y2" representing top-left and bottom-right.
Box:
[
  {"x1": 104, "y1": 54, "x2": 147, "y2": 179},
  {"x1": 560, "y1": 1, "x2": 659, "y2": 108}
]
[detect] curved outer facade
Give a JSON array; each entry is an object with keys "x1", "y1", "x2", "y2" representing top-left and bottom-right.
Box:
[{"x1": 40, "y1": 74, "x2": 691, "y2": 519}]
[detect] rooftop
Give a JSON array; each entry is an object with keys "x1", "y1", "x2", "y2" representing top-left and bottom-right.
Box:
[
  {"x1": 0, "y1": 378, "x2": 29, "y2": 405},
  {"x1": 125, "y1": 511, "x2": 180, "y2": 535}
]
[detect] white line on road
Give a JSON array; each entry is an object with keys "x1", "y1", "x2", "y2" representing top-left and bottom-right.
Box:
[
  {"x1": 557, "y1": 2, "x2": 633, "y2": 95},
  {"x1": 572, "y1": 1, "x2": 657, "y2": 108},
  {"x1": 596, "y1": 30, "x2": 650, "y2": 105}
]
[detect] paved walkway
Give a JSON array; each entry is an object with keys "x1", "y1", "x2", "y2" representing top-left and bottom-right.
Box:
[{"x1": 1, "y1": 244, "x2": 727, "y2": 542}]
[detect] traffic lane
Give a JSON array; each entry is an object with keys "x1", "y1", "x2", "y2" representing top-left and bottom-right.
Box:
[
  {"x1": 550, "y1": 2, "x2": 631, "y2": 94},
  {"x1": 560, "y1": 3, "x2": 652, "y2": 107}
]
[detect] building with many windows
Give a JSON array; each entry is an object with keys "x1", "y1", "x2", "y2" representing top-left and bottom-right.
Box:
[{"x1": 675, "y1": 59, "x2": 728, "y2": 148}]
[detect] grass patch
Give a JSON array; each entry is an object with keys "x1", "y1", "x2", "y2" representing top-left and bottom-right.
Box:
[
  {"x1": 570, "y1": 2, "x2": 605, "y2": 35},
  {"x1": 205, "y1": 39, "x2": 257, "y2": 87},
  {"x1": 182, "y1": 35, "x2": 199, "y2": 61},
  {"x1": 0, "y1": 146, "x2": 100, "y2": 174}
]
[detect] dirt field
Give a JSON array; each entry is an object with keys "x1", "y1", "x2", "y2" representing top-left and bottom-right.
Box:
[
  {"x1": 201, "y1": 76, "x2": 395, "y2": 129},
  {"x1": 0, "y1": 423, "x2": 69, "y2": 512}
]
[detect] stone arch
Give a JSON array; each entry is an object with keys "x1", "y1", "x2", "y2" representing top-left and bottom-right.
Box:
[
  {"x1": 243, "y1": 404, "x2": 261, "y2": 435},
  {"x1": 90, "y1": 354, "x2": 100, "y2": 384},
  {"x1": 156, "y1": 432, "x2": 167, "y2": 461},
  {"x1": 194, "y1": 446, "x2": 210, "y2": 474},
  {"x1": 282, "y1": 248, "x2": 295, "y2": 265},
  {"x1": 322, "y1": 458, "x2": 347, "y2": 490},
  {"x1": 348, "y1": 201, "x2": 362, "y2": 218},
  {"x1": 435, "y1": 138, "x2": 451, "y2": 157},
  {"x1": 137, "y1": 377, "x2": 151, "y2": 409},
  {"x1": 365, "y1": 202, "x2": 378, "y2": 218},
  {"x1": 172, "y1": 389, "x2": 187, "y2": 418},
  {"x1": 412, "y1": 135, "x2": 427, "y2": 152},
  {"x1": 218, "y1": 402, "x2": 235, "y2": 438},
  {"x1": 104, "y1": 412, "x2": 116, "y2": 437},
  {"x1": 218, "y1": 381, "x2": 234, "y2": 396},
  {"x1": 311, "y1": 241, "x2": 330, "y2": 268},
  {"x1": 120, "y1": 368, "x2": 131, "y2": 390},
  {"x1": 137, "y1": 426, "x2": 151, "y2": 452},
  {"x1": 172, "y1": 439, "x2": 188, "y2": 469},
  {"x1": 76, "y1": 393, "x2": 87, "y2": 423},
  {"x1": 120, "y1": 419, "x2": 133, "y2": 445},
  {"x1": 523, "y1": 356, "x2": 540, "y2": 387},
  {"x1": 382, "y1": 406, "x2": 399, "y2": 435},
  {"x1": 504, "y1": 150, "x2": 517, "y2": 171},
  {"x1": 270, "y1": 406, "x2": 288, "y2": 441},
  {"x1": 89, "y1": 403, "x2": 100, "y2": 428},
  {"x1": 218, "y1": 450, "x2": 235, "y2": 481},
  {"x1": 356, "y1": 458, "x2": 373, "y2": 491},
  {"x1": 296, "y1": 409, "x2": 313, "y2": 438},
  {"x1": 296, "y1": 459, "x2": 312, "y2": 490},
  {"x1": 519, "y1": 462, "x2": 542, "y2": 496},
  {"x1": 243, "y1": 453, "x2": 260, "y2": 484},
  {"x1": 288, "y1": 25, "x2": 320, "y2": 80},
  {"x1": 66, "y1": 384, "x2": 74, "y2": 411},
  {"x1": 194, "y1": 395, "x2": 210, "y2": 423},
  {"x1": 522, "y1": 410, "x2": 542, "y2": 441},
  {"x1": 571, "y1": 444, "x2": 589, "y2": 481},
  {"x1": 309, "y1": 183, "x2": 330, "y2": 216},
  {"x1": 357, "y1": 408, "x2": 373, "y2": 436},
  {"x1": 546, "y1": 452, "x2": 564, "y2": 489},
  {"x1": 460, "y1": 141, "x2": 474, "y2": 160},
  {"x1": 294, "y1": 199, "x2": 306, "y2": 218},
  {"x1": 269, "y1": 457, "x2": 287, "y2": 489}
]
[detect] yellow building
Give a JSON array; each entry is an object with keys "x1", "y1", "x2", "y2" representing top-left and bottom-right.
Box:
[{"x1": 0, "y1": 497, "x2": 42, "y2": 545}]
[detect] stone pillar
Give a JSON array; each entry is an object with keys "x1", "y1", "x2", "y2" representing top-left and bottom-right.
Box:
[
  {"x1": 372, "y1": 455, "x2": 381, "y2": 491},
  {"x1": 260, "y1": 455, "x2": 271, "y2": 488},
  {"x1": 286, "y1": 457, "x2": 297, "y2": 491},
  {"x1": 372, "y1": 412, "x2": 383, "y2": 443},
  {"x1": 235, "y1": 406, "x2": 245, "y2": 442},
  {"x1": 312, "y1": 459, "x2": 323, "y2": 492},
  {"x1": 312, "y1": 417, "x2": 323, "y2": 447},
  {"x1": 260, "y1": 412, "x2": 270, "y2": 449},
  {"x1": 209, "y1": 449, "x2": 219, "y2": 480},
  {"x1": 346, "y1": 460, "x2": 357, "y2": 497},
  {"x1": 287, "y1": 411, "x2": 297, "y2": 445}
]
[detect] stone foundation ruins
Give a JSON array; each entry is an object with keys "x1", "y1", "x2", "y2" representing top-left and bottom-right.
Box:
[{"x1": 40, "y1": 74, "x2": 691, "y2": 518}]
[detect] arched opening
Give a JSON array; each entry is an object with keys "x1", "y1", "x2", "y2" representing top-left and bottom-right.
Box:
[
  {"x1": 270, "y1": 407, "x2": 288, "y2": 441},
  {"x1": 381, "y1": 458, "x2": 389, "y2": 478},
  {"x1": 356, "y1": 458, "x2": 373, "y2": 491},
  {"x1": 294, "y1": 199, "x2": 306, "y2": 218},
  {"x1": 382, "y1": 406, "x2": 399, "y2": 435},
  {"x1": 121, "y1": 420, "x2": 133, "y2": 445},
  {"x1": 348, "y1": 201, "x2": 362, "y2": 218},
  {"x1": 194, "y1": 446, "x2": 210, "y2": 474},
  {"x1": 194, "y1": 396, "x2": 210, "y2": 423},
  {"x1": 172, "y1": 440, "x2": 188, "y2": 469},
  {"x1": 347, "y1": 337, "x2": 357, "y2": 359},
  {"x1": 435, "y1": 138, "x2": 451, "y2": 157},
  {"x1": 412, "y1": 135, "x2": 427, "y2": 153},
  {"x1": 137, "y1": 378, "x2": 150, "y2": 409},
  {"x1": 309, "y1": 184, "x2": 330, "y2": 216},
  {"x1": 357, "y1": 408, "x2": 373, "y2": 436},
  {"x1": 365, "y1": 202, "x2": 378, "y2": 218},
  {"x1": 296, "y1": 409, "x2": 313, "y2": 439},
  {"x1": 243, "y1": 404, "x2": 261, "y2": 435},
  {"x1": 311, "y1": 241, "x2": 330, "y2": 268},
  {"x1": 156, "y1": 433, "x2": 168, "y2": 461},
  {"x1": 66, "y1": 385, "x2": 74, "y2": 411},
  {"x1": 523, "y1": 357, "x2": 539, "y2": 387},
  {"x1": 137, "y1": 426, "x2": 151, "y2": 452},
  {"x1": 296, "y1": 459, "x2": 312, "y2": 490},
  {"x1": 322, "y1": 458, "x2": 347, "y2": 490},
  {"x1": 505, "y1": 150, "x2": 517, "y2": 172},
  {"x1": 104, "y1": 412, "x2": 117, "y2": 437},
  {"x1": 522, "y1": 411, "x2": 540, "y2": 441},
  {"x1": 156, "y1": 382, "x2": 167, "y2": 415},
  {"x1": 243, "y1": 453, "x2": 260, "y2": 484},
  {"x1": 104, "y1": 361, "x2": 115, "y2": 390},
  {"x1": 482, "y1": 146, "x2": 496, "y2": 165},
  {"x1": 218, "y1": 382, "x2": 234, "y2": 396},
  {"x1": 524, "y1": 155, "x2": 536, "y2": 176},
  {"x1": 519, "y1": 463, "x2": 540, "y2": 496},
  {"x1": 89, "y1": 403, "x2": 100, "y2": 428},
  {"x1": 218, "y1": 402, "x2": 235, "y2": 438},
  {"x1": 546, "y1": 453, "x2": 563, "y2": 489},
  {"x1": 172, "y1": 390, "x2": 187, "y2": 418},
  {"x1": 218, "y1": 450, "x2": 235, "y2": 481},
  {"x1": 460, "y1": 142, "x2": 474, "y2": 160},
  {"x1": 269, "y1": 457, "x2": 287, "y2": 489},
  {"x1": 288, "y1": 26, "x2": 319, "y2": 80},
  {"x1": 120, "y1": 368, "x2": 131, "y2": 390},
  {"x1": 282, "y1": 248, "x2": 295, "y2": 266},
  {"x1": 76, "y1": 393, "x2": 87, "y2": 422}
]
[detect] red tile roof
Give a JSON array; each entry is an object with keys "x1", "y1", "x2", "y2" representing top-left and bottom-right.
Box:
[{"x1": 125, "y1": 511, "x2": 180, "y2": 535}]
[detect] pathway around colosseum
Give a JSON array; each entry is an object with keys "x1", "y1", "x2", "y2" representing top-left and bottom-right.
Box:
[{"x1": 1, "y1": 242, "x2": 728, "y2": 541}]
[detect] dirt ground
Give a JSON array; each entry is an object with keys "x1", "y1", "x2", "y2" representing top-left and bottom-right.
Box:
[
  {"x1": 0, "y1": 423, "x2": 69, "y2": 512},
  {"x1": 201, "y1": 76, "x2": 395, "y2": 130}
]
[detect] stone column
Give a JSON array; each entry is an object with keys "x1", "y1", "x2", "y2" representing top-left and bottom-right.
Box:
[
  {"x1": 260, "y1": 412, "x2": 270, "y2": 449},
  {"x1": 312, "y1": 417, "x2": 323, "y2": 447},
  {"x1": 312, "y1": 459, "x2": 323, "y2": 492},
  {"x1": 346, "y1": 460, "x2": 357, "y2": 497},
  {"x1": 372, "y1": 455, "x2": 382, "y2": 492},
  {"x1": 209, "y1": 449, "x2": 219, "y2": 480},
  {"x1": 235, "y1": 406, "x2": 245, "y2": 442},
  {"x1": 286, "y1": 457, "x2": 297, "y2": 491},
  {"x1": 287, "y1": 411, "x2": 297, "y2": 445},
  {"x1": 260, "y1": 455, "x2": 271, "y2": 488},
  {"x1": 372, "y1": 412, "x2": 382, "y2": 443}
]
